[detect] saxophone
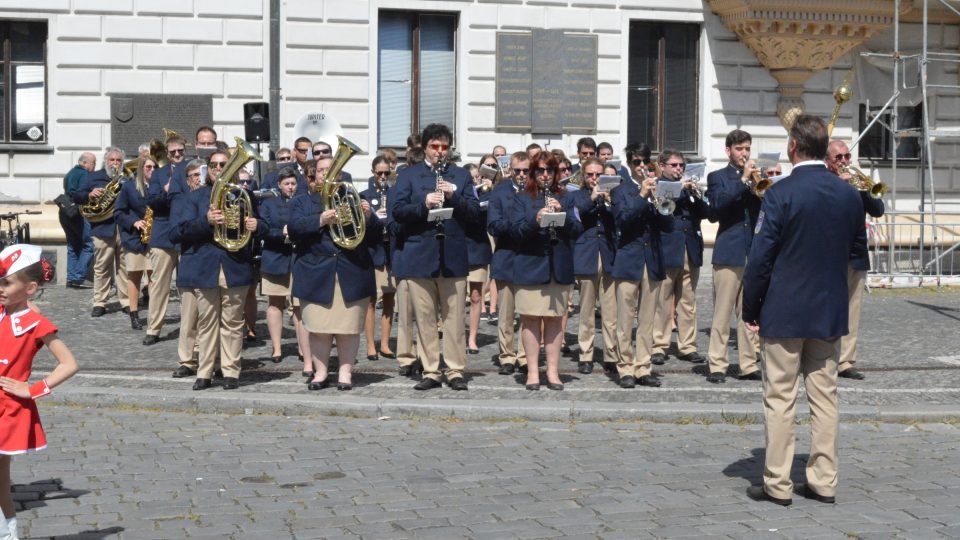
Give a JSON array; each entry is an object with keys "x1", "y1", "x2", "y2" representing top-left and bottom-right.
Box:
[
  {"x1": 140, "y1": 207, "x2": 154, "y2": 245},
  {"x1": 80, "y1": 165, "x2": 124, "y2": 223}
]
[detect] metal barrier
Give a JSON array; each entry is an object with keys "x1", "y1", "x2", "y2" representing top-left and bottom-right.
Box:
[{"x1": 868, "y1": 211, "x2": 960, "y2": 287}]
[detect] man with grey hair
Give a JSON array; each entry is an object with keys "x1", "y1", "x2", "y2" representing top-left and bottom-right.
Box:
[
  {"x1": 74, "y1": 146, "x2": 130, "y2": 317},
  {"x1": 60, "y1": 152, "x2": 96, "y2": 288}
]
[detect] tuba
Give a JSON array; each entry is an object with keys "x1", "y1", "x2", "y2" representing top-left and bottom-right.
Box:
[
  {"x1": 211, "y1": 137, "x2": 264, "y2": 251},
  {"x1": 123, "y1": 138, "x2": 168, "y2": 177},
  {"x1": 318, "y1": 135, "x2": 366, "y2": 250},
  {"x1": 827, "y1": 78, "x2": 852, "y2": 138},
  {"x1": 80, "y1": 165, "x2": 124, "y2": 223}
]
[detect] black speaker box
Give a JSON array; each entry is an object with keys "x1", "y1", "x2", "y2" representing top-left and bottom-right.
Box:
[{"x1": 243, "y1": 102, "x2": 270, "y2": 142}]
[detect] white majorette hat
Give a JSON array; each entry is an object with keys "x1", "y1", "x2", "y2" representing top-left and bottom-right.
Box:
[{"x1": 0, "y1": 244, "x2": 43, "y2": 279}]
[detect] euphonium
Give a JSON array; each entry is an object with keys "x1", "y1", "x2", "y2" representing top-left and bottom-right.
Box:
[
  {"x1": 211, "y1": 136, "x2": 264, "y2": 251},
  {"x1": 841, "y1": 165, "x2": 887, "y2": 199},
  {"x1": 827, "y1": 78, "x2": 853, "y2": 137},
  {"x1": 318, "y1": 135, "x2": 365, "y2": 250},
  {"x1": 140, "y1": 206, "x2": 154, "y2": 245},
  {"x1": 80, "y1": 165, "x2": 124, "y2": 223},
  {"x1": 123, "y1": 138, "x2": 168, "y2": 177}
]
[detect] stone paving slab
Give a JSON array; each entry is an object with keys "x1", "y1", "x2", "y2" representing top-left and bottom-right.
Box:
[{"x1": 10, "y1": 405, "x2": 960, "y2": 539}]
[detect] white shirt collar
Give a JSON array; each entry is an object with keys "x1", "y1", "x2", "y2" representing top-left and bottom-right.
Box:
[{"x1": 793, "y1": 160, "x2": 826, "y2": 169}]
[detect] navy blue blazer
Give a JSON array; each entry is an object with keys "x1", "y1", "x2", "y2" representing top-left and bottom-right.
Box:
[
  {"x1": 169, "y1": 184, "x2": 256, "y2": 289},
  {"x1": 569, "y1": 189, "x2": 617, "y2": 276},
  {"x1": 146, "y1": 162, "x2": 187, "y2": 250},
  {"x1": 610, "y1": 180, "x2": 673, "y2": 282},
  {"x1": 486, "y1": 180, "x2": 522, "y2": 282},
  {"x1": 261, "y1": 167, "x2": 308, "y2": 197},
  {"x1": 850, "y1": 190, "x2": 885, "y2": 271},
  {"x1": 466, "y1": 187, "x2": 493, "y2": 267},
  {"x1": 742, "y1": 163, "x2": 866, "y2": 338},
  {"x1": 288, "y1": 192, "x2": 382, "y2": 304},
  {"x1": 114, "y1": 180, "x2": 149, "y2": 254},
  {"x1": 389, "y1": 161, "x2": 481, "y2": 279},
  {"x1": 359, "y1": 186, "x2": 392, "y2": 268},
  {"x1": 75, "y1": 168, "x2": 121, "y2": 239},
  {"x1": 256, "y1": 194, "x2": 296, "y2": 276},
  {"x1": 706, "y1": 164, "x2": 761, "y2": 267},
  {"x1": 658, "y1": 178, "x2": 711, "y2": 269},
  {"x1": 509, "y1": 189, "x2": 583, "y2": 286}
]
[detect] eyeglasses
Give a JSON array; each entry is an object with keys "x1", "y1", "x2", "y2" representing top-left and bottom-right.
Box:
[
  {"x1": 512, "y1": 168, "x2": 530, "y2": 175},
  {"x1": 833, "y1": 153, "x2": 852, "y2": 161},
  {"x1": 428, "y1": 143, "x2": 450, "y2": 151},
  {"x1": 374, "y1": 171, "x2": 390, "y2": 177},
  {"x1": 187, "y1": 172, "x2": 201, "y2": 178},
  {"x1": 169, "y1": 149, "x2": 185, "y2": 156},
  {"x1": 313, "y1": 149, "x2": 331, "y2": 156},
  {"x1": 209, "y1": 161, "x2": 227, "y2": 169},
  {"x1": 584, "y1": 172, "x2": 602, "y2": 178},
  {"x1": 631, "y1": 158, "x2": 648, "y2": 166},
  {"x1": 665, "y1": 162, "x2": 685, "y2": 168},
  {"x1": 294, "y1": 147, "x2": 310, "y2": 153},
  {"x1": 144, "y1": 164, "x2": 156, "y2": 170},
  {"x1": 277, "y1": 156, "x2": 292, "y2": 162},
  {"x1": 483, "y1": 162, "x2": 497, "y2": 168},
  {"x1": 534, "y1": 167, "x2": 556, "y2": 175}
]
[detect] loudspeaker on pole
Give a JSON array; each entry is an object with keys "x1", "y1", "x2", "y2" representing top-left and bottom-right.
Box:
[{"x1": 243, "y1": 102, "x2": 270, "y2": 142}]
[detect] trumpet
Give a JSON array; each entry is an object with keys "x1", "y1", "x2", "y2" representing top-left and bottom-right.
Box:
[
  {"x1": 841, "y1": 165, "x2": 887, "y2": 199},
  {"x1": 744, "y1": 168, "x2": 773, "y2": 198},
  {"x1": 640, "y1": 174, "x2": 675, "y2": 216}
]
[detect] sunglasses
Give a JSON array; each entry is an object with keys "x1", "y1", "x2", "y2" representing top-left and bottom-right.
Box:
[
  {"x1": 294, "y1": 147, "x2": 310, "y2": 153},
  {"x1": 483, "y1": 162, "x2": 497, "y2": 168},
  {"x1": 277, "y1": 156, "x2": 292, "y2": 162},
  {"x1": 631, "y1": 158, "x2": 648, "y2": 166},
  {"x1": 584, "y1": 172, "x2": 602, "y2": 178},
  {"x1": 512, "y1": 168, "x2": 530, "y2": 175},
  {"x1": 209, "y1": 161, "x2": 227, "y2": 168},
  {"x1": 534, "y1": 167, "x2": 556, "y2": 175},
  {"x1": 313, "y1": 149, "x2": 331, "y2": 156},
  {"x1": 559, "y1": 166, "x2": 571, "y2": 171},
  {"x1": 144, "y1": 164, "x2": 156, "y2": 169},
  {"x1": 428, "y1": 143, "x2": 450, "y2": 151},
  {"x1": 169, "y1": 149, "x2": 185, "y2": 155},
  {"x1": 374, "y1": 171, "x2": 390, "y2": 177},
  {"x1": 664, "y1": 162, "x2": 685, "y2": 168},
  {"x1": 833, "y1": 153, "x2": 852, "y2": 161}
]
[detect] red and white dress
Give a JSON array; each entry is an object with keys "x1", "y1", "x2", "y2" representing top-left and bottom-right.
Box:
[{"x1": 0, "y1": 307, "x2": 57, "y2": 455}]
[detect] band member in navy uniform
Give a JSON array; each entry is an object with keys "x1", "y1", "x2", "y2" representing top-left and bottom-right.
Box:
[
  {"x1": 743, "y1": 114, "x2": 865, "y2": 506},
  {"x1": 360, "y1": 156, "x2": 397, "y2": 361},
  {"x1": 610, "y1": 154, "x2": 673, "y2": 388},
  {"x1": 705, "y1": 129, "x2": 762, "y2": 383},
  {"x1": 170, "y1": 149, "x2": 258, "y2": 391},
  {"x1": 258, "y1": 168, "x2": 305, "y2": 364},
  {"x1": 288, "y1": 173, "x2": 381, "y2": 392},
  {"x1": 75, "y1": 146, "x2": 130, "y2": 317},
  {"x1": 389, "y1": 123, "x2": 481, "y2": 391},
  {"x1": 487, "y1": 152, "x2": 529, "y2": 376},
  {"x1": 650, "y1": 150, "x2": 711, "y2": 366},
  {"x1": 115, "y1": 157, "x2": 157, "y2": 331},
  {"x1": 511, "y1": 154, "x2": 583, "y2": 390},
  {"x1": 827, "y1": 139, "x2": 883, "y2": 381},
  {"x1": 464, "y1": 163, "x2": 493, "y2": 355},
  {"x1": 569, "y1": 158, "x2": 617, "y2": 374}
]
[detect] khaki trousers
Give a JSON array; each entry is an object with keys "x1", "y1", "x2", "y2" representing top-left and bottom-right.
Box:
[
  {"x1": 407, "y1": 276, "x2": 467, "y2": 381},
  {"x1": 761, "y1": 336, "x2": 840, "y2": 500},
  {"x1": 146, "y1": 247, "x2": 177, "y2": 337},
  {"x1": 91, "y1": 231, "x2": 129, "y2": 308},
  {"x1": 496, "y1": 280, "x2": 526, "y2": 367},
  {"x1": 195, "y1": 269, "x2": 245, "y2": 379},
  {"x1": 177, "y1": 287, "x2": 199, "y2": 369},
  {"x1": 839, "y1": 267, "x2": 866, "y2": 373},
  {"x1": 395, "y1": 279, "x2": 425, "y2": 367},
  {"x1": 576, "y1": 267, "x2": 617, "y2": 364},
  {"x1": 708, "y1": 265, "x2": 760, "y2": 375},
  {"x1": 615, "y1": 269, "x2": 660, "y2": 378},
  {"x1": 653, "y1": 255, "x2": 700, "y2": 356}
]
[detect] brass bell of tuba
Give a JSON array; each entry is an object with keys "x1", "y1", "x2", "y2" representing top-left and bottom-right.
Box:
[
  {"x1": 211, "y1": 137, "x2": 264, "y2": 252},
  {"x1": 80, "y1": 164, "x2": 124, "y2": 223},
  {"x1": 318, "y1": 135, "x2": 366, "y2": 250}
]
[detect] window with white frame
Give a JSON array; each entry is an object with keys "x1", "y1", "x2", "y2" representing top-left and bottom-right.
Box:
[{"x1": 1, "y1": 20, "x2": 47, "y2": 144}]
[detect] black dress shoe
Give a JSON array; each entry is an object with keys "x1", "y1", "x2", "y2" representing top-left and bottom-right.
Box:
[
  {"x1": 308, "y1": 378, "x2": 328, "y2": 391},
  {"x1": 122, "y1": 306, "x2": 130, "y2": 315},
  {"x1": 448, "y1": 377, "x2": 468, "y2": 391},
  {"x1": 222, "y1": 377, "x2": 239, "y2": 390},
  {"x1": 337, "y1": 382, "x2": 352, "y2": 391},
  {"x1": 192, "y1": 378, "x2": 212, "y2": 391},
  {"x1": 638, "y1": 375, "x2": 661, "y2": 388},
  {"x1": 795, "y1": 483, "x2": 835, "y2": 504},
  {"x1": 738, "y1": 370, "x2": 762, "y2": 381},
  {"x1": 366, "y1": 354, "x2": 378, "y2": 361},
  {"x1": 213, "y1": 369, "x2": 223, "y2": 379},
  {"x1": 129, "y1": 311, "x2": 143, "y2": 330},
  {"x1": 91, "y1": 306, "x2": 106, "y2": 318},
  {"x1": 271, "y1": 355, "x2": 283, "y2": 363},
  {"x1": 619, "y1": 375, "x2": 636, "y2": 389},
  {"x1": 561, "y1": 345, "x2": 571, "y2": 354},
  {"x1": 172, "y1": 366, "x2": 196, "y2": 378},
  {"x1": 302, "y1": 370, "x2": 315, "y2": 379},
  {"x1": 142, "y1": 334, "x2": 160, "y2": 346},
  {"x1": 414, "y1": 378, "x2": 442, "y2": 391},
  {"x1": 517, "y1": 364, "x2": 528, "y2": 374},
  {"x1": 578, "y1": 362, "x2": 593, "y2": 374},
  {"x1": 676, "y1": 351, "x2": 706, "y2": 364},
  {"x1": 525, "y1": 383, "x2": 540, "y2": 391},
  {"x1": 839, "y1": 368, "x2": 865, "y2": 380},
  {"x1": 650, "y1": 352, "x2": 667, "y2": 365},
  {"x1": 706, "y1": 372, "x2": 726, "y2": 384},
  {"x1": 467, "y1": 348, "x2": 479, "y2": 355},
  {"x1": 398, "y1": 365, "x2": 414, "y2": 377},
  {"x1": 379, "y1": 350, "x2": 396, "y2": 359},
  {"x1": 746, "y1": 485, "x2": 792, "y2": 506},
  {"x1": 498, "y1": 363, "x2": 516, "y2": 375},
  {"x1": 546, "y1": 382, "x2": 564, "y2": 391}
]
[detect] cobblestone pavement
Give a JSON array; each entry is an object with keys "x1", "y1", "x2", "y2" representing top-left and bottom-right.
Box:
[
  {"x1": 33, "y1": 269, "x2": 960, "y2": 413},
  {"x1": 12, "y1": 405, "x2": 960, "y2": 540}
]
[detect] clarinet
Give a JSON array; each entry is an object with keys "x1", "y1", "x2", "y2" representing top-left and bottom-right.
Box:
[
  {"x1": 433, "y1": 157, "x2": 449, "y2": 240},
  {"x1": 544, "y1": 190, "x2": 559, "y2": 245}
]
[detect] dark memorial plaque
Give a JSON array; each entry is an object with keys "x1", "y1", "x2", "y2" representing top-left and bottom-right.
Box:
[
  {"x1": 495, "y1": 33, "x2": 533, "y2": 132},
  {"x1": 494, "y1": 31, "x2": 597, "y2": 133},
  {"x1": 111, "y1": 94, "x2": 213, "y2": 157},
  {"x1": 531, "y1": 29, "x2": 563, "y2": 133},
  {"x1": 561, "y1": 34, "x2": 598, "y2": 132}
]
